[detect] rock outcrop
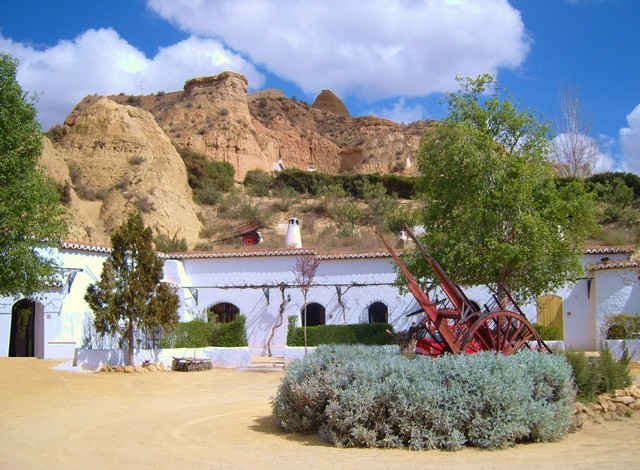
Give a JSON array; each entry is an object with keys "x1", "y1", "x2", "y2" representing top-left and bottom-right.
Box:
[
  {"x1": 312, "y1": 89, "x2": 350, "y2": 117},
  {"x1": 45, "y1": 98, "x2": 201, "y2": 245},
  {"x1": 100, "y1": 71, "x2": 432, "y2": 179},
  {"x1": 43, "y1": 71, "x2": 435, "y2": 245}
]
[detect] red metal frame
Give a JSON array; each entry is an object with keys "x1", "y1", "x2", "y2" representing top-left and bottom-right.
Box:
[{"x1": 378, "y1": 228, "x2": 550, "y2": 356}]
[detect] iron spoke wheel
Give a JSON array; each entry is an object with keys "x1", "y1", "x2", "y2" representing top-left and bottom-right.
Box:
[{"x1": 459, "y1": 311, "x2": 550, "y2": 355}]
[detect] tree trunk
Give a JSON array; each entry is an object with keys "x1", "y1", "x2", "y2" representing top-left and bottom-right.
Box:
[
  {"x1": 303, "y1": 293, "x2": 308, "y2": 356},
  {"x1": 127, "y1": 320, "x2": 134, "y2": 366}
]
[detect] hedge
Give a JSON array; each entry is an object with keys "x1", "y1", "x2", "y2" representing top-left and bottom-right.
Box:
[
  {"x1": 287, "y1": 317, "x2": 394, "y2": 346},
  {"x1": 274, "y1": 169, "x2": 418, "y2": 199},
  {"x1": 160, "y1": 316, "x2": 247, "y2": 348},
  {"x1": 273, "y1": 345, "x2": 575, "y2": 450}
]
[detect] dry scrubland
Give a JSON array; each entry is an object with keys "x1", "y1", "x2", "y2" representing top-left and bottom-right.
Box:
[{"x1": 1, "y1": 359, "x2": 639, "y2": 470}]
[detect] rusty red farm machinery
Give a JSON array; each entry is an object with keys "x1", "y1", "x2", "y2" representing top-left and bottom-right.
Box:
[{"x1": 379, "y1": 228, "x2": 550, "y2": 357}]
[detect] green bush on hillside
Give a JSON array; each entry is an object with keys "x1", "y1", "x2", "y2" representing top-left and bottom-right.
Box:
[
  {"x1": 244, "y1": 169, "x2": 275, "y2": 196},
  {"x1": 273, "y1": 345, "x2": 575, "y2": 449},
  {"x1": 274, "y1": 169, "x2": 418, "y2": 199},
  {"x1": 178, "y1": 147, "x2": 235, "y2": 200}
]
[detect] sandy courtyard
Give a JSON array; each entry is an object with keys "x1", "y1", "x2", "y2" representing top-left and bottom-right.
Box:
[{"x1": 1, "y1": 359, "x2": 639, "y2": 469}]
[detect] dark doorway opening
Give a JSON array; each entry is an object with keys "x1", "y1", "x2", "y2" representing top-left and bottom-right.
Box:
[
  {"x1": 209, "y1": 302, "x2": 240, "y2": 323},
  {"x1": 301, "y1": 303, "x2": 326, "y2": 327},
  {"x1": 10, "y1": 299, "x2": 36, "y2": 357},
  {"x1": 368, "y1": 302, "x2": 389, "y2": 323}
]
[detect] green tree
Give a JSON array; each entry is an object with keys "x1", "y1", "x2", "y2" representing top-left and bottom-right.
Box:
[
  {"x1": 414, "y1": 74, "x2": 596, "y2": 302},
  {"x1": 0, "y1": 53, "x2": 67, "y2": 297},
  {"x1": 85, "y1": 212, "x2": 179, "y2": 364}
]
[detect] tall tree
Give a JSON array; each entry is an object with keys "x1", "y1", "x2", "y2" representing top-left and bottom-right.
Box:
[
  {"x1": 85, "y1": 212, "x2": 179, "y2": 365},
  {"x1": 551, "y1": 87, "x2": 600, "y2": 178},
  {"x1": 414, "y1": 74, "x2": 596, "y2": 302},
  {"x1": 0, "y1": 53, "x2": 67, "y2": 297}
]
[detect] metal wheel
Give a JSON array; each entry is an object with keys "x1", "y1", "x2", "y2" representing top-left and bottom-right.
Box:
[{"x1": 459, "y1": 310, "x2": 550, "y2": 355}]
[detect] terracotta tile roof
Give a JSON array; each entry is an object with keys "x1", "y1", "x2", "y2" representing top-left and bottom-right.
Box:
[
  {"x1": 60, "y1": 241, "x2": 112, "y2": 254},
  {"x1": 317, "y1": 252, "x2": 392, "y2": 260},
  {"x1": 161, "y1": 248, "x2": 315, "y2": 259},
  {"x1": 589, "y1": 261, "x2": 640, "y2": 271},
  {"x1": 583, "y1": 245, "x2": 636, "y2": 255}
]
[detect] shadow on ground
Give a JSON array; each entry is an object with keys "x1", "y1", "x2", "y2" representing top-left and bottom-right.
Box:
[{"x1": 249, "y1": 415, "x2": 331, "y2": 448}]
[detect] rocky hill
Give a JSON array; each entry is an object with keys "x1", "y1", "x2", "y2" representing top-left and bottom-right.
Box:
[
  {"x1": 41, "y1": 71, "x2": 433, "y2": 246},
  {"x1": 65, "y1": 71, "x2": 432, "y2": 179}
]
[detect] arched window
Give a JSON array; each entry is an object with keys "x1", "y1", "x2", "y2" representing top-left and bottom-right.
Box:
[
  {"x1": 300, "y1": 303, "x2": 326, "y2": 327},
  {"x1": 368, "y1": 302, "x2": 388, "y2": 323},
  {"x1": 208, "y1": 302, "x2": 239, "y2": 323}
]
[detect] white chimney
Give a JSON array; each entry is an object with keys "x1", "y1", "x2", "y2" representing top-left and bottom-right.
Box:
[{"x1": 285, "y1": 217, "x2": 302, "y2": 248}]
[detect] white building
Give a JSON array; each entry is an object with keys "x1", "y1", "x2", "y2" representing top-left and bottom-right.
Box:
[{"x1": 1, "y1": 242, "x2": 638, "y2": 359}]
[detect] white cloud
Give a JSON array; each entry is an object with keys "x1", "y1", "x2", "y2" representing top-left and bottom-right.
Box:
[
  {"x1": 620, "y1": 104, "x2": 640, "y2": 175},
  {"x1": 148, "y1": 0, "x2": 529, "y2": 100},
  {"x1": 369, "y1": 98, "x2": 426, "y2": 124},
  {"x1": 0, "y1": 29, "x2": 264, "y2": 128}
]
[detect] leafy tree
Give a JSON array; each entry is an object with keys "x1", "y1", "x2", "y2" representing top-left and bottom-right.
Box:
[
  {"x1": 0, "y1": 53, "x2": 67, "y2": 297},
  {"x1": 85, "y1": 212, "x2": 179, "y2": 364},
  {"x1": 414, "y1": 74, "x2": 596, "y2": 302}
]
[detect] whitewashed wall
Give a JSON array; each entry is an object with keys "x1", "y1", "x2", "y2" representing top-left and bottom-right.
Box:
[
  {"x1": 593, "y1": 269, "x2": 640, "y2": 344},
  {"x1": 0, "y1": 249, "x2": 108, "y2": 358},
  {"x1": 2, "y1": 247, "x2": 639, "y2": 359}
]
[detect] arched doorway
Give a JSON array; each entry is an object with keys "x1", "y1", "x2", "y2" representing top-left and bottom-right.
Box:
[
  {"x1": 10, "y1": 299, "x2": 44, "y2": 358},
  {"x1": 368, "y1": 302, "x2": 388, "y2": 323},
  {"x1": 208, "y1": 302, "x2": 239, "y2": 323},
  {"x1": 301, "y1": 303, "x2": 325, "y2": 327}
]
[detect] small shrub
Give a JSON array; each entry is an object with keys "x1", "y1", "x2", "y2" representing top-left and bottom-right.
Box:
[
  {"x1": 195, "y1": 186, "x2": 223, "y2": 206},
  {"x1": 115, "y1": 175, "x2": 130, "y2": 191},
  {"x1": 332, "y1": 202, "x2": 362, "y2": 236},
  {"x1": 274, "y1": 346, "x2": 575, "y2": 449},
  {"x1": 563, "y1": 348, "x2": 632, "y2": 402},
  {"x1": 128, "y1": 155, "x2": 145, "y2": 165},
  {"x1": 205, "y1": 160, "x2": 235, "y2": 192},
  {"x1": 604, "y1": 314, "x2": 640, "y2": 339},
  {"x1": 56, "y1": 181, "x2": 72, "y2": 205},
  {"x1": 45, "y1": 124, "x2": 65, "y2": 143},
  {"x1": 134, "y1": 194, "x2": 154, "y2": 213},
  {"x1": 532, "y1": 323, "x2": 562, "y2": 340},
  {"x1": 287, "y1": 318, "x2": 394, "y2": 346},
  {"x1": 244, "y1": 169, "x2": 273, "y2": 196},
  {"x1": 272, "y1": 186, "x2": 297, "y2": 212},
  {"x1": 218, "y1": 192, "x2": 270, "y2": 226},
  {"x1": 154, "y1": 231, "x2": 188, "y2": 252},
  {"x1": 178, "y1": 147, "x2": 235, "y2": 193}
]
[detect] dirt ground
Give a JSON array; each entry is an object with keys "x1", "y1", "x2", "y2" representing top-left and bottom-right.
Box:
[{"x1": 1, "y1": 359, "x2": 639, "y2": 470}]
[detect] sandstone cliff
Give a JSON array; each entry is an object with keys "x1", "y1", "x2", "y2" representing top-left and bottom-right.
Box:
[
  {"x1": 94, "y1": 71, "x2": 433, "y2": 179},
  {"x1": 43, "y1": 71, "x2": 433, "y2": 246},
  {"x1": 43, "y1": 98, "x2": 201, "y2": 245}
]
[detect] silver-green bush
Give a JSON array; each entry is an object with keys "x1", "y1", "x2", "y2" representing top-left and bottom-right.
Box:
[{"x1": 273, "y1": 345, "x2": 575, "y2": 450}]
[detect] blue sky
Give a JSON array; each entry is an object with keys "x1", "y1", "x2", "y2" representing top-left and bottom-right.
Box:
[{"x1": 2, "y1": 0, "x2": 638, "y2": 174}]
